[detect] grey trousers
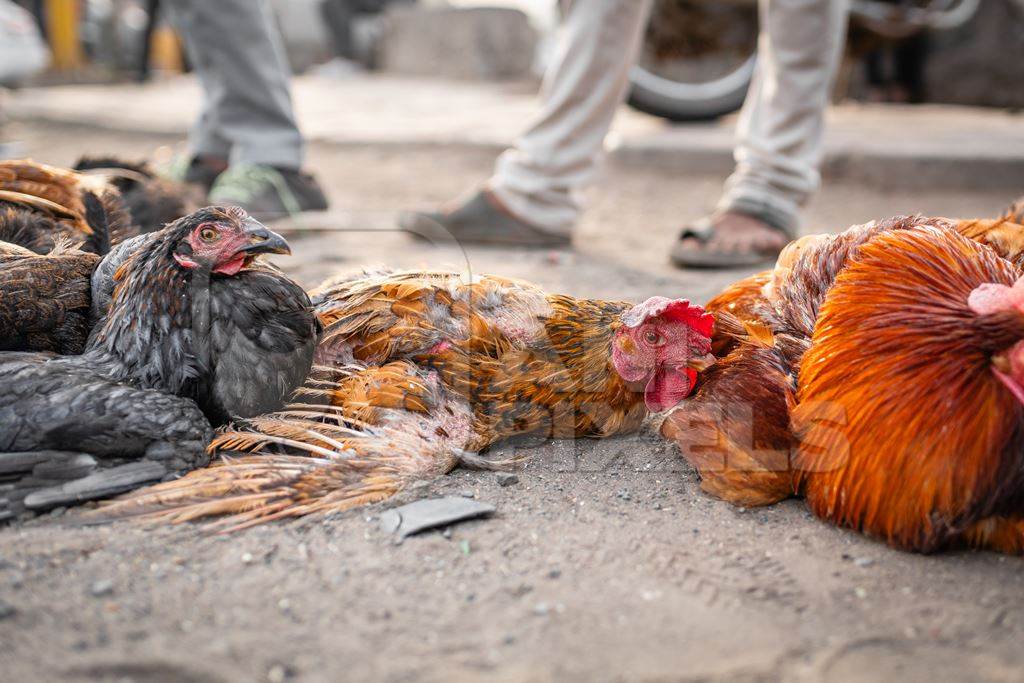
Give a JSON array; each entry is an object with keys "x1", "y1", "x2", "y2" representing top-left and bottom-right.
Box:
[
  {"x1": 164, "y1": 0, "x2": 304, "y2": 169},
  {"x1": 490, "y1": 0, "x2": 850, "y2": 235}
]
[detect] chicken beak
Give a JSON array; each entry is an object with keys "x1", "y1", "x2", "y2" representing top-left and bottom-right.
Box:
[{"x1": 238, "y1": 218, "x2": 291, "y2": 256}]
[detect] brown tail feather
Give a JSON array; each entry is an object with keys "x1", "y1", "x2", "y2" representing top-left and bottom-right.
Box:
[
  {"x1": 89, "y1": 446, "x2": 417, "y2": 532},
  {"x1": 89, "y1": 393, "x2": 473, "y2": 531}
]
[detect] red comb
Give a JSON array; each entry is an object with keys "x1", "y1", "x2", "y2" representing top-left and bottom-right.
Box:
[{"x1": 623, "y1": 297, "x2": 715, "y2": 337}]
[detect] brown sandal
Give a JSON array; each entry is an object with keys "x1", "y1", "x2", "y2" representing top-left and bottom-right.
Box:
[{"x1": 670, "y1": 214, "x2": 795, "y2": 269}]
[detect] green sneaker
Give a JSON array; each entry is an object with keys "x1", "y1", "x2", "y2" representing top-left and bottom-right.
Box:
[{"x1": 208, "y1": 163, "x2": 329, "y2": 222}]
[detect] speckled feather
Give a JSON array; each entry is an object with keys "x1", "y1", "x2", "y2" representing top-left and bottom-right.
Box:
[
  {"x1": 0, "y1": 239, "x2": 101, "y2": 354},
  {"x1": 99, "y1": 269, "x2": 670, "y2": 529}
]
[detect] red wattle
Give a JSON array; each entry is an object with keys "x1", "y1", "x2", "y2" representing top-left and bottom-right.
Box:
[
  {"x1": 213, "y1": 254, "x2": 247, "y2": 276},
  {"x1": 643, "y1": 366, "x2": 697, "y2": 413}
]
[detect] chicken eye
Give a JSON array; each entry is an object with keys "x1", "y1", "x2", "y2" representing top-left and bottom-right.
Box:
[
  {"x1": 200, "y1": 226, "x2": 220, "y2": 242},
  {"x1": 643, "y1": 330, "x2": 665, "y2": 347}
]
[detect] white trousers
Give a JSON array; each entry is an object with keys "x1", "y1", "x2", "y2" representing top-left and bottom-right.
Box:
[
  {"x1": 164, "y1": 0, "x2": 305, "y2": 169},
  {"x1": 490, "y1": 0, "x2": 850, "y2": 235}
]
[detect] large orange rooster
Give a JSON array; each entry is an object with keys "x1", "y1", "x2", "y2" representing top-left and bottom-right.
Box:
[
  {"x1": 663, "y1": 208, "x2": 1024, "y2": 554},
  {"x1": 97, "y1": 270, "x2": 714, "y2": 530}
]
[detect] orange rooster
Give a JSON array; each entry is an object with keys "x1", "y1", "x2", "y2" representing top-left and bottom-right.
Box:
[
  {"x1": 97, "y1": 269, "x2": 715, "y2": 530},
  {"x1": 663, "y1": 211, "x2": 1024, "y2": 553}
]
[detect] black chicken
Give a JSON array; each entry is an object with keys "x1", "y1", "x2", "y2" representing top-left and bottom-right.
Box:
[{"x1": 0, "y1": 206, "x2": 320, "y2": 519}]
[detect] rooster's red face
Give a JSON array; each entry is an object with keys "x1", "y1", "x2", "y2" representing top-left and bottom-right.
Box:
[
  {"x1": 173, "y1": 206, "x2": 291, "y2": 276},
  {"x1": 612, "y1": 297, "x2": 716, "y2": 412},
  {"x1": 969, "y1": 277, "x2": 1024, "y2": 404}
]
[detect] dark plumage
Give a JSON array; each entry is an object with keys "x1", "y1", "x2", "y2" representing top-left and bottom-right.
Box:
[
  {"x1": 0, "y1": 160, "x2": 126, "y2": 255},
  {"x1": 1, "y1": 157, "x2": 196, "y2": 257},
  {"x1": 0, "y1": 354, "x2": 212, "y2": 520},
  {"x1": 0, "y1": 239, "x2": 101, "y2": 354},
  {"x1": 0, "y1": 206, "x2": 319, "y2": 518},
  {"x1": 74, "y1": 156, "x2": 198, "y2": 236}
]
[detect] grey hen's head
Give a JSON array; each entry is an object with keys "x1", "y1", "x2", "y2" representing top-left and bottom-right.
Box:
[{"x1": 85, "y1": 206, "x2": 294, "y2": 403}]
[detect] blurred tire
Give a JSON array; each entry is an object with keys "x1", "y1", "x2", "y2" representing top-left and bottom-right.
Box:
[
  {"x1": 627, "y1": 54, "x2": 755, "y2": 122},
  {"x1": 627, "y1": 0, "x2": 757, "y2": 122}
]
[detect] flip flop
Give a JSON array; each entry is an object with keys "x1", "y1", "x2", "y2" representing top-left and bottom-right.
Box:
[{"x1": 669, "y1": 213, "x2": 796, "y2": 269}]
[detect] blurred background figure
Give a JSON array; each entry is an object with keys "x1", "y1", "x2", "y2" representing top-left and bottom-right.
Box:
[
  {"x1": 0, "y1": 1, "x2": 48, "y2": 87},
  {"x1": 1, "y1": 0, "x2": 1015, "y2": 235},
  {"x1": 862, "y1": 30, "x2": 929, "y2": 104},
  {"x1": 0, "y1": 0, "x2": 48, "y2": 157},
  {"x1": 853, "y1": 0, "x2": 931, "y2": 104},
  {"x1": 161, "y1": 0, "x2": 328, "y2": 221},
  {"x1": 401, "y1": 0, "x2": 850, "y2": 269},
  {"x1": 320, "y1": 0, "x2": 393, "y2": 71}
]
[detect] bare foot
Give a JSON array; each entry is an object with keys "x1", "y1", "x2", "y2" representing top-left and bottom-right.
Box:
[
  {"x1": 670, "y1": 211, "x2": 791, "y2": 269},
  {"x1": 682, "y1": 212, "x2": 787, "y2": 253}
]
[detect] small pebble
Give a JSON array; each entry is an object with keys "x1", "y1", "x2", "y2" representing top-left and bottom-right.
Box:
[
  {"x1": 459, "y1": 490, "x2": 475, "y2": 498},
  {"x1": 547, "y1": 569, "x2": 562, "y2": 580},
  {"x1": 0, "y1": 599, "x2": 16, "y2": 620},
  {"x1": 496, "y1": 473, "x2": 519, "y2": 487},
  {"x1": 533, "y1": 601, "x2": 565, "y2": 616},
  {"x1": 241, "y1": 552, "x2": 254, "y2": 565},
  {"x1": 510, "y1": 583, "x2": 533, "y2": 598},
  {"x1": 853, "y1": 557, "x2": 875, "y2": 568},
  {"x1": 267, "y1": 664, "x2": 293, "y2": 683},
  {"x1": 90, "y1": 579, "x2": 114, "y2": 597}
]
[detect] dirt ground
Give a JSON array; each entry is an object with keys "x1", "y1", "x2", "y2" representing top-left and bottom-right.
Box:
[{"x1": 2, "y1": 122, "x2": 1023, "y2": 683}]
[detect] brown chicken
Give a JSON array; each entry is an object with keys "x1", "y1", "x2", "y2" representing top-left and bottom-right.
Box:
[
  {"x1": 0, "y1": 238, "x2": 101, "y2": 354},
  {"x1": 663, "y1": 210, "x2": 1024, "y2": 553},
  {"x1": 97, "y1": 269, "x2": 715, "y2": 530},
  {"x1": 0, "y1": 159, "x2": 123, "y2": 254},
  {"x1": 0, "y1": 158, "x2": 194, "y2": 255},
  {"x1": 0, "y1": 158, "x2": 199, "y2": 356},
  {"x1": 73, "y1": 156, "x2": 197, "y2": 235}
]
